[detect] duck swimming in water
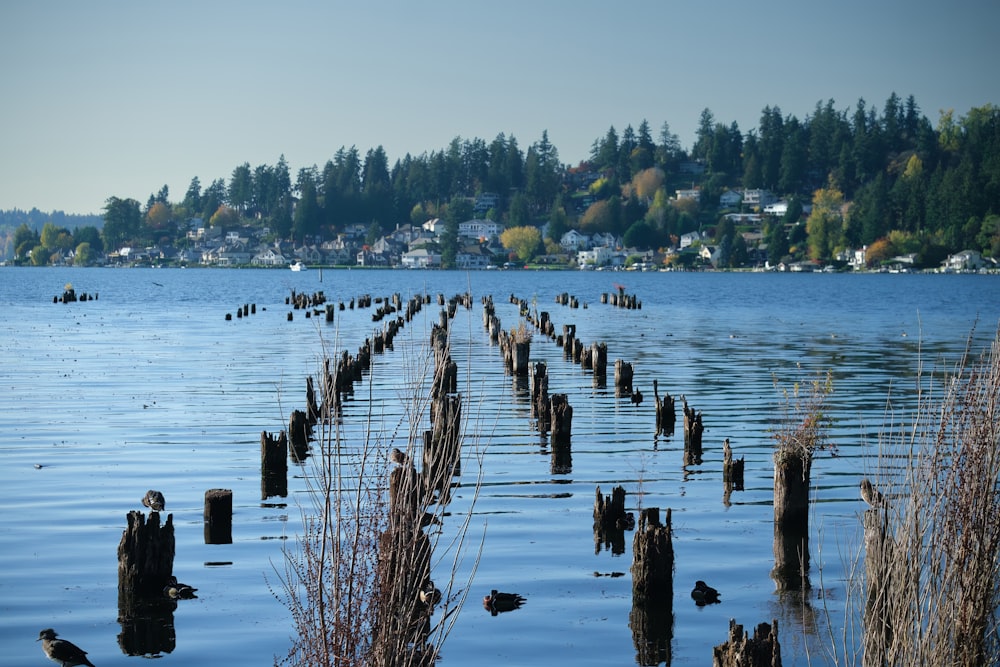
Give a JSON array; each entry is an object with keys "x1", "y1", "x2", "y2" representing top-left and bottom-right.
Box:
[
  {"x1": 691, "y1": 580, "x2": 721, "y2": 606},
  {"x1": 483, "y1": 589, "x2": 525, "y2": 616},
  {"x1": 163, "y1": 576, "x2": 198, "y2": 599}
]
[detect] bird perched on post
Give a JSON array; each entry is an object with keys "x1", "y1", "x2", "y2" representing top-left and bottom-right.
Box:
[
  {"x1": 691, "y1": 580, "x2": 721, "y2": 606},
  {"x1": 631, "y1": 388, "x2": 643, "y2": 406},
  {"x1": 860, "y1": 478, "x2": 889, "y2": 508},
  {"x1": 389, "y1": 448, "x2": 408, "y2": 465},
  {"x1": 163, "y1": 576, "x2": 198, "y2": 599},
  {"x1": 141, "y1": 489, "x2": 165, "y2": 512},
  {"x1": 37, "y1": 628, "x2": 96, "y2": 667}
]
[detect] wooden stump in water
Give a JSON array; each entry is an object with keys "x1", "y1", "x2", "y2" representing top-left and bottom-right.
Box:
[
  {"x1": 615, "y1": 359, "x2": 633, "y2": 397},
  {"x1": 683, "y1": 398, "x2": 704, "y2": 465},
  {"x1": 631, "y1": 507, "x2": 673, "y2": 603},
  {"x1": 712, "y1": 618, "x2": 782, "y2": 667},
  {"x1": 118, "y1": 510, "x2": 175, "y2": 605},
  {"x1": 862, "y1": 509, "x2": 893, "y2": 665},
  {"x1": 653, "y1": 380, "x2": 676, "y2": 436},
  {"x1": 261, "y1": 430, "x2": 288, "y2": 499},
  {"x1": 204, "y1": 488, "x2": 233, "y2": 544},
  {"x1": 532, "y1": 363, "x2": 550, "y2": 432},
  {"x1": 591, "y1": 342, "x2": 607, "y2": 376},
  {"x1": 771, "y1": 450, "x2": 811, "y2": 590},
  {"x1": 425, "y1": 394, "x2": 462, "y2": 490},
  {"x1": 288, "y1": 409, "x2": 310, "y2": 462},
  {"x1": 550, "y1": 393, "x2": 572, "y2": 446},
  {"x1": 593, "y1": 485, "x2": 631, "y2": 555}
]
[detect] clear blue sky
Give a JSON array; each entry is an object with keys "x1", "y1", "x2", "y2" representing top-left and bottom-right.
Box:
[{"x1": 1, "y1": 0, "x2": 996, "y2": 215}]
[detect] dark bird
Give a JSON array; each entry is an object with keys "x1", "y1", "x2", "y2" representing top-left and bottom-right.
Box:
[
  {"x1": 163, "y1": 576, "x2": 198, "y2": 599},
  {"x1": 631, "y1": 389, "x2": 643, "y2": 406},
  {"x1": 389, "y1": 447, "x2": 408, "y2": 465},
  {"x1": 141, "y1": 489, "x2": 165, "y2": 512},
  {"x1": 418, "y1": 581, "x2": 442, "y2": 609},
  {"x1": 691, "y1": 580, "x2": 721, "y2": 606},
  {"x1": 860, "y1": 478, "x2": 889, "y2": 508},
  {"x1": 483, "y1": 589, "x2": 525, "y2": 616},
  {"x1": 37, "y1": 628, "x2": 96, "y2": 667}
]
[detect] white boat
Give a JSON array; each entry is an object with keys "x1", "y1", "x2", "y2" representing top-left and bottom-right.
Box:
[{"x1": 289, "y1": 261, "x2": 307, "y2": 272}]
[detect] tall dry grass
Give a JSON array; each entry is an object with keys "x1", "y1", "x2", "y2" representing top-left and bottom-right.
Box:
[
  {"x1": 272, "y1": 332, "x2": 484, "y2": 667},
  {"x1": 839, "y1": 329, "x2": 1000, "y2": 666}
]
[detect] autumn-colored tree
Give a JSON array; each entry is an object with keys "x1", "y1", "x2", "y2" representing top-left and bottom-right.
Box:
[
  {"x1": 806, "y1": 180, "x2": 845, "y2": 262},
  {"x1": 500, "y1": 225, "x2": 542, "y2": 263},
  {"x1": 631, "y1": 167, "x2": 665, "y2": 201},
  {"x1": 210, "y1": 205, "x2": 240, "y2": 228},
  {"x1": 865, "y1": 237, "x2": 893, "y2": 266},
  {"x1": 147, "y1": 202, "x2": 171, "y2": 231}
]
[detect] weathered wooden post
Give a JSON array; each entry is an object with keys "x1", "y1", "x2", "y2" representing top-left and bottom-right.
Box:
[
  {"x1": 550, "y1": 393, "x2": 572, "y2": 446},
  {"x1": 712, "y1": 619, "x2": 782, "y2": 667},
  {"x1": 862, "y1": 509, "x2": 893, "y2": 666},
  {"x1": 722, "y1": 438, "x2": 744, "y2": 506},
  {"x1": 425, "y1": 394, "x2": 462, "y2": 491},
  {"x1": 261, "y1": 430, "x2": 288, "y2": 499},
  {"x1": 117, "y1": 497, "x2": 177, "y2": 655},
  {"x1": 118, "y1": 510, "x2": 175, "y2": 606},
  {"x1": 204, "y1": 488, "x2": 233, "y2": 544},
  {"x1": 288, "y1": 409, "x2": 310, "y2": 463},
  {"x1": 772, "y1": 443, "x2": 811, "y2": 590},
  {"x1": 532, "y1": 362, "x2": 550, "y2": 432},
  {"x1": 630, "y1": 507, "x2": 674, "y2": 665},
  {"x1": 653, "y1": 380, "x2": 676, "y2": 437},
  {"x1": 683, "y1": 398, "x2": 704, "y2": 465},
  {"x1": 615, "y1": 360, "x2": 633, "y2": 397},
  {"x1": 593, "y1": 485, "x2": 632, "y2": 555}
]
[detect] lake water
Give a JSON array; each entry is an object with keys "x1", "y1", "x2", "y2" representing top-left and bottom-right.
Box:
[{"x1": 0, "y1": 266, "x2": 997, "y2": 666}]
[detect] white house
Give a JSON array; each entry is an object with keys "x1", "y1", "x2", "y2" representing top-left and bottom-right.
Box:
[
  {"x1": 676, "y1": 188, "x2": 701, "y2": 201},
  {"x1": 252, "y1": 248, "x2": 288, "y2": 267},
  {"x1": 742, "y1": 189, "x2": 777, "y2": 208},
  {"x1": 560, "y1": 230, "x2": 590, "y2": 251},
  {"x1": 458, "y1": 219, "x2": 503, "y2": 241},
  {"x1": 400, "y1": 247, "x2": 441, "y2": 268},
  {"x1": 763, "y1": 201, "x2": 789, "y2": 216},
  {"x1": 679, "y1": 231, "x2": 703, "y2": 249},
  {"x1": 943, "y1": 249, "x2": 985, "y2": 271},
  {"x1": 577, "y1": 246, "x2": 613, "y2": 267}
]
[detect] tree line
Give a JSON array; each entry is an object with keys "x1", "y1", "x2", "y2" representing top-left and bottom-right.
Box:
[{"x1": 4, "y1": 93, "x2": 999, "y2": 269}]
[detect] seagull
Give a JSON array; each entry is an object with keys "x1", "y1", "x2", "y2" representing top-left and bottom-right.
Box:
[
  {"x1": 37, "y1": 628, "x2": 96, "y2": 667},
  {"x1": 860, "y1": 478, "x2": 889, "y2": 508},
  {"x1": 163, "y1": 576, "x2": 198, "y2": 599},
  {"x1": 141, "y1": 490, "x2": 165, "y2": 512},
  {"x1": 483, "y1": 589, "x2": 525, "y2": 616},
  {"x1": 691, "y1": 580, "x2": 721, "y2": 606}
]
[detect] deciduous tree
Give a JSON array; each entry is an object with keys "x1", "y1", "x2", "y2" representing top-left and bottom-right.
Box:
[{"x1": 500, "y1": 225, "x2": 541, "y2": 263}]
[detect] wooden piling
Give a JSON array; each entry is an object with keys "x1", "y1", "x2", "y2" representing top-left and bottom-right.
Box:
[
  {"x1": 117, "y1": 510, "x2": 175, "y2": 605},
  {"x1": 712, "y1": 619, "x2": 782, "y2": 667},
  {"x1": 261, "y1": 430, "x2": 288, "y2": 499},
  {"x1": 550, "y1": 393, "x2": 572, "y2": 446},
  {"x1": 862, "y1": 510, "x2": 893, "y2": 665},
  {"x1": 631, "y1": 507, "x2": 673, "y2": 603},
  {"x1": 615, "y1": 359, "x2": 633, "y2": 397},
  {"x1": 594, "y1": 485, "x2": 632, "y2": 555},
  {"x1": 653, "y1": 380, "x2": 676, "y2": 436},
  {"x1": 204, "y1": 488, "x2": 233, "y2": 544},
  {"x1": 288, "y1": 409, "x2": 310, "y2": 462},
  {"x1": 683, "y1": 398, "x2": 704, "y2": 465}
]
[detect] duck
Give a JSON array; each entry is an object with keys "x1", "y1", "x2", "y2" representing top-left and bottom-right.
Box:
[
  {"x1": 418, "y1": 581, "x2": 442, "y2": 608},
  {"x1": 142, "y1": 489, "x2": 165, "y2": 512},
  {"x1": 483, "y1": 589, "x2": 525, "y2": 616},
  {"x1": 163, "y1": 575, "x2": 198, "y2": 599},
  {"x1": 860, "y1": 478, "x2": 889, "y2": 508},
  {"x1": 691, "y1": 580, "x2": 721, "y2": 606},
  {"x1": 37, "y1": 628, "x2": 96, "y2": 667},
  {"x1": 389, "y1": 447, "x2": 408, "y2": 465}
]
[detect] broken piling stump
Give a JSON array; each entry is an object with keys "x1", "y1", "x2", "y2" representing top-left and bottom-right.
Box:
[
  {"x1": 631, "y1": 507, "x2": 673, "y2": 603},
  {"x1": 712, "y1": 618, "x2": 782, "y2": 667},
  {"x1": 550, "y1": 393, "x2": 572, "y2": 447},
  {"x1": 614, "y1": 359, "x2": 633, "y2": 397},
  {"x1": 593, "y1": 485, "x2": 632, "y2": 555},
  {"x1": 653, "y1": 380, "x2": 676, "y2": 437},
  {"x1": 261, "y1": 430, "x2": 288, "y2": 499},
  {"x1": 204, "y1": 488, "x2": 233, "y2": 544},
  {"x1": 117, "y1": 510, "x2": 175, "y2": 606}
]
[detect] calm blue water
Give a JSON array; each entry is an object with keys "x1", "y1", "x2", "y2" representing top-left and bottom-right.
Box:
[{"x1": 0, "y1": 267, "x2": 997, "y2": 666}]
